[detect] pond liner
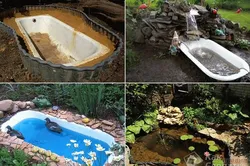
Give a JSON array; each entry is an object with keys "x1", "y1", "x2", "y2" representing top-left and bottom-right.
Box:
[{"x1": 0, "y1": 5, "x2": 123, "y2": 82}]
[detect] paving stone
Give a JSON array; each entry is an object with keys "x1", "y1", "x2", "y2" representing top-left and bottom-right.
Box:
[
  {"x1": 87, "y1": 119, "x2": 95, "y2": 126},
  {"x1": 10, "y1": 144, "x2": 17, "y2": 149},
  {"x1": 66, "y1": 116, "x2": 74, "y2": 122},
  {"x1": 0, "y1": 141, "x2": 10, "y2": 145},
  {"x1": 102, "y1": 120, "x2": 114, "y2": 126},
  {"x1": 60, "y1": 114, "x2": 68, "y2": 119},
  {"x1": 9, "y1": 136, "x2": 17, "y2": 142},
  {"x1": 102, "y1": 125, "x2": 116, "y2": 131},
  {"x1": 20, "y1": 144, "x2": 27, "y2": 150},
  {"x1": 91, "y1": 123, "x2": 102, "y2": 129}
]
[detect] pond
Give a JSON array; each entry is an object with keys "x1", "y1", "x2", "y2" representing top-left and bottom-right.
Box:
[{"x1": 130, "y1": 126, "x2": 229, "y2": 166}]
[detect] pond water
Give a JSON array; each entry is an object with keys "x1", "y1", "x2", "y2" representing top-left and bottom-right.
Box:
[
  {"x1": 13, "y1": 118, "x2": 110, "y2": 165},
  {"x1": 191, "y1": 47, "x2": 240, "y2": 76},
  {"x1": 130, "y1": 127, "x2": 227, "y2": 166}
]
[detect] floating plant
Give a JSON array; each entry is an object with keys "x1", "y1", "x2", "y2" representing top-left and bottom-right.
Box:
[
  {"x1": 180, "y1": 134, "x2": 193, "y2": 141},
  {"x1": 188, "y1": 146, "x2": 195, "y2": 151},
  {"x1": 209, "y1": 145, "x2": 219, "y2": 152},
  {"x1": 173, "y1": 158, "x2": 181, "y2": 164},
  {"x1": 212, "y1": 159, "x2": 224, "y2": 166},
  {"x1": 207, "y1": 140, "x2": 215, "y2": 146}
]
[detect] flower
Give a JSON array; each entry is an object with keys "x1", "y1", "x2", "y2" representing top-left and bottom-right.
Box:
[
  {"x1": 81, "y1": 156, "x2": 93, "y2": 166},
  {"x1": 105, "y1": 151, "x2": 113, "y2": 155},
  {"x1": 83, "y1": 139, "x2": 92, "y2": 146},
  {"x1": 95, "y1": 144, "x2": 105, "y2": 151},
  {"x1": 70, "y1": 139, "x2": 77, "y2": 143},
  {"x1": 204, "y1": 151, "x2": 210, "y2": 157},
  {"x1": 88, "y1": 151, "x2": 97, "y2": 160},
  {"x1": 78, "y1": 151, "x2": 84, "y2": 155},
  {"x1": 74, "y1": 143, "x2": 79, "y2": 148},
  {"x1": 113, "y1": 155, "x2": 124, "y2": 162},
  {"x1": 66, "y1": 143, "x2": 71, "y2": 146},
  {"x1": 73, "y1": 156, "x2": 78, "y2": 160}
]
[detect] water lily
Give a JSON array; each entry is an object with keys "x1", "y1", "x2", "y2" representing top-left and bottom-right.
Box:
[
  {"x1": 70, "y1": 139, "x2": 77, "y2": 143},
  {"x1": 113, "y1": 155, "x2": 123, "y2": 162},
  {"x1": 88, "y1": 151, "x2": 97, "y2": 160},
  {"x1": 83, "y1": 139, "x2": 92, "y2": 146},
  {"x1": 78, "y1": 151, "x2": 84, "y2": 155},
  {"x1": 66, "y1": 143, "x2": 71, "y2": 146},
  {"x1": 204, "y1": 151, "x2": 210, "y2": 157},
  {"x1": 74, "y1": 143, "x2": 79, "y2": 148},
  {"x1": 72, "y1": 151, "x2": 79, "y2": 156},
  {"x1": 95, "y1": 144, "x2": 105, "y2": 151},
  {"x1": 73, "y1": 156, "x2": 78, "y2": 160},
  {"x1": 105, "y1": 151, "x2": 113, "y2": 155},
  {"x1": 81, "y1": 156, "x2": 93, "y2": 166}
]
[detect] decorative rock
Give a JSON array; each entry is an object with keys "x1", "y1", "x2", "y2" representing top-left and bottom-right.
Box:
[
  {"x1": 157, "y1": 23, "x2": 167, "y2": 29},
  {"x1": 157, "y1": 106, "x2": 184, "y2": 125},
  {"x1": 141, "y1": 27, "x2": 152, "y2": 38},
  {"x1": 150, "y1": 11, "x2": 157, "y2": 19},
  {"x1": 0, "y1": 111, "x2": 3, "y2": 118},
  {"x1": 172, "y1": 15, "x2": 178, "y2": 21},
  {"x1": 87, "y1": 120, "x2": 96, "y2": 126},
  {"x1": 168, "y1": 12, "x2": 174, "y2": 16},
  {"x1": 14, "y1": 101, "x2": 27, "y2": 109},
  {"x1": 102, "y1": 125, "x2": 116, "y2": 131},
  {"x1": 134, "y1": 29, "x2": 145, "y2": 43},
  {"x1": 102, "y1": 120, "x2": 114, "y2": 126},
  {"x1": 91, "y1": 123, "x2": 102, "y2": 129},
  {"x1": 11, "y1": 104, "x2": 19, "y2": 113},
  {"x1": 0, "y1": 100, "x2": 14, "y2": 112}
]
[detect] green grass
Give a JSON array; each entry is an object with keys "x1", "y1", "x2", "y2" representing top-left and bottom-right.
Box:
[
  {"x1": 205, "y1": 0, "x2": 250, "y2": 9},
  {"x1": 218, "y1": 9, "x2": 250, "y2": 29}
]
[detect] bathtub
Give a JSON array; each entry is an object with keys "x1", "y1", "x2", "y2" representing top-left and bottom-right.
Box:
[
  {"x1": 15, "y1": 15, "x2": 110, "y2": 66},
  {"x1": 0, "y1": 110, "x2": 115, "y2": 165},
  {"x1": 180, "y1": 38, "x2": 250, "y2": 81}
]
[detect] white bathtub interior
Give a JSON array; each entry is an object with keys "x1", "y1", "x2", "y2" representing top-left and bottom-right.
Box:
[{"x1": 15, "y1": 15, "x2": 110, "y2": 66}]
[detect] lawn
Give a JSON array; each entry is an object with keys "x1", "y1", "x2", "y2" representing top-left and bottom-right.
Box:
[{"x1": 218, "y1": 9, "x2": 250, "y2": 29}]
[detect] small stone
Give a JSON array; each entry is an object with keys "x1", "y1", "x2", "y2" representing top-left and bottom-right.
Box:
[
  {"x1": 10, "y1": 144, "x2": 17, "y2": 149},
  {"x1": 66, "y1": 116, "x2": 74, "y2": 122},
  {"x1": 0, "y1": 100, "x2": 14, "y2": 112},
  {"x1": 11, "y1": 104, "x2": 19, "y2": 113},
  {"x1": 172, "y1": 15, "x2": 178, "y2": 21},
  {"x1": 60, "y1": 114, "x2": 68, "y2": 119},
  {"x1": 102, "y1": 125, "x2": 116, "y2": 131},
  {"x1": 102, "y1": 120, "x2": 114, "y2": 126},
  {"x1": 141, "y1": 27, "x2": 152, "y2": 38},
  {"x1": 168, "y1": 12, "x2": 174, "y2": 16},
  {"x1": 32, "y1": 156, "x2": 41, "y2": 161},
  {"x1": 0, "y1": 141, "x2": 10, "y2": 146},
  {"x1": 150, "y1": 11, "x2": 157, "y2": 19},
  {"x1": 157, "y1": 23, "x2": 167, "y2": 29},
  {"x1": 28, "y1": 152, "x2": 35, "y2": 156},
  {"x1": 134, "y1": 29, "x2": 145, "y2": 43},
  {"x1": 115, "y1": 130, "x2": 124, "y2": 136},
  {"x1": 87, "y1": 120, "x2": 95, "y2": 126},
  {"x1": 20, "y1": 144, "x2": 27, "y2": 150},
  {"x1": 0, "y1": 111, "x2": 3, "y2": 118},
  {"x1": 49, "y1": 162, "x2": 57, "y2": 166},
  {"x1": 26, "y1": 101, "x2": 35, "y2": 108},
  {"x1": 91, "y1": 123, "x2": 102, "y2": 129},
  {"x1": 10, "y1": 136, "x2": 17, "y2": 142}
]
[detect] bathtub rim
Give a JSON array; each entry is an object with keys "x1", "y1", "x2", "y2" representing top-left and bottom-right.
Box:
[
  {"x1": 0, "y1": 5, "x2": 123, "y2": 72},
  {"x1": 15, "y1": 14, "x2": 111, "y2": 67},
  {"x1": 0, "y1": 110, "x2": 116, "y2": 165},
  {"x1": 180, "y1": 38, "x2": 250, "y2": 81}
]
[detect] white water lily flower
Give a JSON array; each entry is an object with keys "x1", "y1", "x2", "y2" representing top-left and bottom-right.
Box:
[
  {"x1": 105, "y1": 151, "x2": 113, "y2": 155},
  {"x1": 78, "y1": 151, "x2": 84, "y2": 155},
  {"x1": 113, "y1": 155, "x2": 124, "y2": 162},
  {"x1": 88, "y1": 151, "x2": 97, "y2": 160},
  {"x1": 81, "y1": 156, "x2": 93, "y2": 166},
  {"x1": 72, "y1": 151, "x2": 79, "y2": 156},
  {"x1": 95, "y1": 144, "x2": 105, "y2": 151},
  {"x1": 83, "y1": 139, "x2": 92, "y2": 146},
  {"x1": 66, "y1": 143, "x2": 71, "y2": 146},
  {"x1": 73, "y1": 156, "x2": 79, "y2": 160},
  {"x1": 70, "y1": 139, "x2": 77, "y2": 143},
  {"x1": 74, "y1": 143, "x2": 79, "y2": 148}
]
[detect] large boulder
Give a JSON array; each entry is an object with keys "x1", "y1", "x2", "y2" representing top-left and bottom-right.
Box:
[
  {"x1": 157, "y1": 106, "x2": 184, "y2": 125},
  {"x1": 0, "y1": 100, "x2": 14, "y2": 112}
]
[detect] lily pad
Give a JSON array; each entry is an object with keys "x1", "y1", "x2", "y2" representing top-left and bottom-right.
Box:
[
  {"x1": 209, "y1": 145, "x2": 219, "y2": 152},
  {"x1": 187, "y1": 135, "x2": 194, "y2": 139},
  {"x1": 188, "y1": 146, "x2": 195, "y2": 151},
  {"x1": 212, "y1": 159, "x2": 224, "y2": 166},
  {"x1": 207, "y1": 140, "x2": 215, "y2": 146},
  {"x1": 173, "y1": 158, "x2": 181, "y2": 164},
  {"x1": 180, "y1": 135, "x2": 189, "y2": 141}
]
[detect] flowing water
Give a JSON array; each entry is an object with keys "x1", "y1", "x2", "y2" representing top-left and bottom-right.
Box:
[
  {"x1": 191, "y1": 48, "x2": 240, "y2": 76},
  {"x1": 13, "y1": 118, "x2": 110, "y2": 165}
]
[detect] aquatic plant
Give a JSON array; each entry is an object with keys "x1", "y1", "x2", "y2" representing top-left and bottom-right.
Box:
[
  {"x1": 207, "y1": 140, "x2": 215, "y2": 146},
  {"x1": 188, "y1": 146, "x2": 195, "y2": 151},
  {"x1": 84, "y1": 139, "x2": 92, "y2": 146},
  {"x1": 173, "y1": 158, "x2": 181, "y2": 164},
  {"x1": 95, "y1": 144, "x2": 105, "y2": 151},
  {"x1": 212, "y1": 159, "x2": 224, "y2": 166},
  {"x1": 209, "y1": 145, "x2": 219, "y2": 152},
  {"x1": 180, "y1": 134, "x2": 193, "y2": 141},
  {"x1": 204, "y1": 151, "x2": 210, "y2": 157}
]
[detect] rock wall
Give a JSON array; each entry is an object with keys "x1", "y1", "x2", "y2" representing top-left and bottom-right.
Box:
[{"x1": 135, "y1": 2, "x2": 243, "y2": 49}]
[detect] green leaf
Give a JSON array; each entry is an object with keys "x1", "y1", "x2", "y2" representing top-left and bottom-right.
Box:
[
  {"x1": 142, "y1": 124, "x2": 152, "y2": 133},
  {"x1": 207, "y1": 140, "x2": 215, "y2": 146},
  {"x1": 212, "y1": 159, "x2": 224, "y2": 166},
  {"x1": 173, "y1": 158, "x2": 181, "y2": 164},
  {"x1": 126, "y1": 131, "x2": 135, "y2": 144},
  {"x1": 209, "y1": 145, "x2": 219, "y2": 152},
  {"x1": 239, "y1": 111, "x2": 249, "y2": 118},
  {"x1": 187, "y1": 135, "x2": 194, "y2": 139},
  {"x1": 134, "y1": 120, "x2": 145, "y2": 127},
  {"x1": 180, "y1": 135, "x2": 189, "y2": 141},
  {"x1": 127, "y1": 125, "x2": 141, "y2": 134},
  {"x1": 188, "y1": 146, "x2": 195, "y2": 151},
  {"x1": 144, "y1": 118, "x2": 154, "y2": 125},
  {"x1": 228, "y1": 113, "x2": 237, "y2": 120}
]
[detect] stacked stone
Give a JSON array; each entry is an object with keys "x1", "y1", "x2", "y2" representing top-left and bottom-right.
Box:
[{"x1": 135, "y1": 2, "x2": 243, "y2": 49}]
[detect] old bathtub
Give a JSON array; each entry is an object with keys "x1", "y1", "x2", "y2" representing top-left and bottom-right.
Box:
[
  {"x1": 0, "y1": 110, "x2": 115, "y2": 165},
  {"x1": 180, "y1": 38, "x2": 249, "y2": 81},
  {"x1": 15, "y1": 15, "x2": 110, "y2": 66}
]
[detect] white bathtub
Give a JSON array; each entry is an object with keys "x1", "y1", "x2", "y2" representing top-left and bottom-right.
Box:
[
  {"x1": 15, "y1": 15, "x2": 110, "y2": 66},
  {"x1": 0, "y1": 110, "x2": 115, "y2": 164},
  {"x1": 180, "y1": 38, "x2": 250, "y2": 81}
]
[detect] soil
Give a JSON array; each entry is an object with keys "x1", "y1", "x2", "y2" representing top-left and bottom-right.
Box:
[
  {"x1": 30, "y1": 33, "x2": 75, "y2": 64},
  {"x1": 0, "y1": 3, "x2": 124, "y2": 82},
  {"x1": 126, "y1": 44, "x2": 250, "y2": 82}
]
